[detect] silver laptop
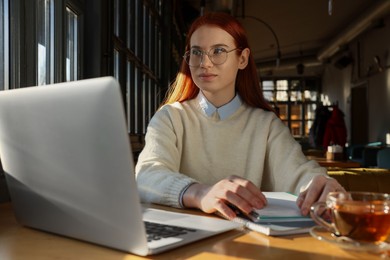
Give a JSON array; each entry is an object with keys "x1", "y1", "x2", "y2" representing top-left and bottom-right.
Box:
[{"x1": 0, "y1": 77, "x2": 240, "y2": 256}]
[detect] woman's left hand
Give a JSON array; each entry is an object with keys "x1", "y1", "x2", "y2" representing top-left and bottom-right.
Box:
[{"x1": 296, "y1": 175, "x2": 345, "y2": 216}]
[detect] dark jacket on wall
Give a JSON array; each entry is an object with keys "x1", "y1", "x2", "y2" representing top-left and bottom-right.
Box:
[
  {"x1": 323, "y1": 106, "x2": 347, "y2": 148},
  {"x1": 309, "y1": 106, "x2": 331, "y2": 148}
]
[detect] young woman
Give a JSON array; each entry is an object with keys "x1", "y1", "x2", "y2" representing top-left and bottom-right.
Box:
[{"x1": 135, "y1": 12, "x2": 344, "y2": 219}]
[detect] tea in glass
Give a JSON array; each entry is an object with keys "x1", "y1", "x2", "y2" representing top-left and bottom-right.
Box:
[{"x1": 311, "y1": 192, "x2": 390, "y2": 243}]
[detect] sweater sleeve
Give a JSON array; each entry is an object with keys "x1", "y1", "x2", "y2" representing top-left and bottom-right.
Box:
[
  {"x1": 261, "y1": 114, "x2": 327, "y2": 195},
  {"x1": 135, "y1": 106, "x2": 197, "y2": 208}
]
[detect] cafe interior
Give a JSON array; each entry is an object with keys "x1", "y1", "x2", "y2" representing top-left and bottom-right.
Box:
[{"x1": 1, "y1": 0, "x2": 390, "y2": 258}]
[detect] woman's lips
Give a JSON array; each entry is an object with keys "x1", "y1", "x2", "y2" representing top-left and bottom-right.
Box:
[{"x1": 199, "y1": 73, "x2": 217, "y2": 81}]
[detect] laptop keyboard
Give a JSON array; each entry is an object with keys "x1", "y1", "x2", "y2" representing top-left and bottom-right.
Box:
[{"x1": 144, "y1": 221, "x2": 196, "y2": 242}]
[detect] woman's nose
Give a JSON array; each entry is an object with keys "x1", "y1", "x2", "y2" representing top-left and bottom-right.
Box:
[{"x1": 200, "y1": 53, "x2": 213, "y2": 68}]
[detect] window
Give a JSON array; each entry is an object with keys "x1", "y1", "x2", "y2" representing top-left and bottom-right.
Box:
[
  {"x1": 37, "y1": 0, "x2": 55, "y2": 85},
  {"x1": 113, "y1": 0, "x2": 164, "y2": 134},
  {"x1": 4, "y1": 0, "x2": 82, "y2": 89},
  {"x1": 65, "y1": 6, "x2": 79, "y2": 81},
  {"x1": 263, "y1": 78, "x2": 320, "y2": 137},
  {"x1": 0, "y1": 0, "x2": 8, "y2": 90}
]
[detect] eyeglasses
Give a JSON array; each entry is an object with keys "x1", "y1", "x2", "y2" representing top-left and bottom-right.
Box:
[{"x1": 183, "y1": 47, "x2": 241, "y2": 67}]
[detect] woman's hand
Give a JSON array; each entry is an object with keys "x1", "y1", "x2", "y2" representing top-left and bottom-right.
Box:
[
  {"x1": 182, "y1": 175, "x2": 267, "y2": 219},
  {"x1": 296, "y1": 175, "x2": 345, "y2": 216}
]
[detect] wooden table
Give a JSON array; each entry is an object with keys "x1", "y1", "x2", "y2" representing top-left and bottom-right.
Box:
[
  {"x1": 0, "y1": 203, "x2": 387, "y2": 259},
  {"x1": 307, "y1": 156, "x2": 361, "y2": 168}
]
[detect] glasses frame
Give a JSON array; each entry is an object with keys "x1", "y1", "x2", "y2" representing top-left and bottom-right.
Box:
[{"x1": 183, "y1": 47, "x2": 241, "y2": 67}]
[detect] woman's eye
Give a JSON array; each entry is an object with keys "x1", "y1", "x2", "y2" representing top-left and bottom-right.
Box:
[
  {"x1": 213, "y1": 48, "x2": 226, "y2": 55},
  {"x1": 191, "y1": 49, "x2": 203, "y2": 56}
]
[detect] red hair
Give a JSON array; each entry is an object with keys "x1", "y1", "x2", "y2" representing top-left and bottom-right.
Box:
[{"x1": 163, "y1": 12, "x2": 274, "y2": 112}]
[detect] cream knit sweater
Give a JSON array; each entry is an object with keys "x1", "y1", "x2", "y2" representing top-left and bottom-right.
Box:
[{"x1": 135, "y1": 97, "x2": 326, "y2": 208}]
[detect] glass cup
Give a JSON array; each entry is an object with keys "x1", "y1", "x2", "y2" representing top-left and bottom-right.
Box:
[{"x1": 310, "y1": 191, "x2": 390, "y2": 244}]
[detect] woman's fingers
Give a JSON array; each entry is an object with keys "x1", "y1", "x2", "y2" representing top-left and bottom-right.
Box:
[
  {"x1": 227, "y1": 175, "x2": 267, "y2": 208},
  {"x1": 297, "y1": 175, "x2": 346, "y2": 216},
  {"x1": 183, "y1": 176, "x2": 266, "y2": 218},
  {"x1": 203, "y1": 176, "x2": 266, "y2": 217}
]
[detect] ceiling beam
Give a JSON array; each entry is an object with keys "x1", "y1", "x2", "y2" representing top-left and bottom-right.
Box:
[{"x1": 317, "y1": 1, "x2": 390, "y2": 61}]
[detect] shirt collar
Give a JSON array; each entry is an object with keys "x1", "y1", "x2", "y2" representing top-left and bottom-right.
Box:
[{"x1": 197, "y1": 91, "x2": 242, "y2": 120}]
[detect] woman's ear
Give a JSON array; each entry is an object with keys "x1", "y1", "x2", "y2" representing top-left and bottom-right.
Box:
[{"x1": 238, "y1": 48, "x2": 250, "y2": 70}]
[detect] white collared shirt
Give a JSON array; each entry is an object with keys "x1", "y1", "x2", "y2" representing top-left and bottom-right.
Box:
[{"x1": 197, "y1": 91, "x2": 242, "y2": 120}]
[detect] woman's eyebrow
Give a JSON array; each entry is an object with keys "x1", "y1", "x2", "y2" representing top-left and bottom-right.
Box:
[{"x1": 190, "y1": 44, "x2": 230, "y2": 49}]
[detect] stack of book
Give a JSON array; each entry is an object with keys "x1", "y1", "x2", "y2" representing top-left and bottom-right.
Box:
[{"x1": 230, "y1": 192, "x2": 315, "y2": 236}]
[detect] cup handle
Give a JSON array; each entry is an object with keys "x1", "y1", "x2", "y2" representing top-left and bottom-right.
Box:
[{"x1": 310, "y1": 202, "x2": 335, "y2": 233}]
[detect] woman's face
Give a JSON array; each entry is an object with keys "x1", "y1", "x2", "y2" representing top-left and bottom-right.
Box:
[{"x1": 189, "y1": 25, "x2": 249, "y2": 107}]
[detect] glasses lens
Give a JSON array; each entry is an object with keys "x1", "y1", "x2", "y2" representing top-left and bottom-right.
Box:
[
  {"x1": 209, "y1": 47, "x2": 228, "y2": 65},
  {"x1": 184, "y1": 52, "x2": 191, "y2": 66},
  {"x1": 184, "y1": 49, "x2": 202, "y2": 67}
]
